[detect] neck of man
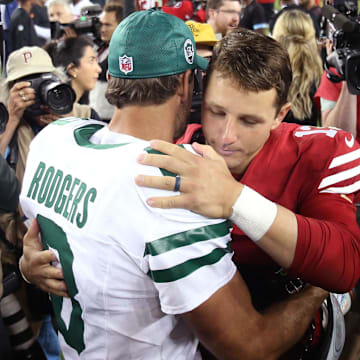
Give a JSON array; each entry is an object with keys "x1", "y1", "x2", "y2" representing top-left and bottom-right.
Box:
[
  {"x1": 207, "y1": 18, "x2": 219, "y2": 35},
  {"x1": 108, "y1": 97, "x2": 180, "y2": 143},
  {"x1": 21, "y1": 1, "x2": 33, "y2": 13}
]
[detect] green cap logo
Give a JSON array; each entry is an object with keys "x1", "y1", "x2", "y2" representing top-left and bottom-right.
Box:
[{"x1": 184, "y1": 39, "x2": 194, "y2": 65}]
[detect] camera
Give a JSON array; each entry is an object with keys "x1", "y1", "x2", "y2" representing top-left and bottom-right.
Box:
[
  {"x1": 321, "y1": 0, "x2": 360, "y2": 94},
  {"x1": 50, "y1": 5, "x2": 102, "y2": 43},
  {"x1": 17, "y1": 73, "x2": 76, "y2": 117}
]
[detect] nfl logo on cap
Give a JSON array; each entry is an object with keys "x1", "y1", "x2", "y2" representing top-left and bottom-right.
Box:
[{"x1": 119, "y1": 55, "x2": 133, "y2": 75}]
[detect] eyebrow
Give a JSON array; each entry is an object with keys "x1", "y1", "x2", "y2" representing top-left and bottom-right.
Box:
[{"x1": 206, "y1": 102, "x2": 266, "y2": 123}]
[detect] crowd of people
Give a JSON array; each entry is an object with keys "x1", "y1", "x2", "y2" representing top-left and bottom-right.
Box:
[{"x1": 0, "y1": 0, "x2": 360, "y2": 359}]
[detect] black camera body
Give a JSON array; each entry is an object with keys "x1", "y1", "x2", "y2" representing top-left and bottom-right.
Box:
[
  {"x1": 18, "y1": 73, "x2": 76, "y2": 117},
  {"x1": 50, "y1": 5, "x2": 102, "y2": 43},
  {"x1": 321, "y1": 0, "x2": 360, "y2": 94}
]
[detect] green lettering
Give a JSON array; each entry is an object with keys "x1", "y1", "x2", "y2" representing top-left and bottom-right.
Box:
[
  {"x1": 38, "y1": 167, "x2": 55, "y2": 204},
  {"x1": 77, "y1": 188, "x2": 97, "y2": 228},
  {"x1": 54, "y1": 175, "x2": 72, "y2": 214},
  {"x1": 63, "y1": 178, "x2": 80, "y2": 219},
  {"x1": 45, "y1": 170, "x2": 64, "y2": 208},
  {"x1": 27, "y1": 162, "x2": 46, "y2": 200},
  {"x1": 69, "y1": 183, "x2": 87, "y2": 224}
]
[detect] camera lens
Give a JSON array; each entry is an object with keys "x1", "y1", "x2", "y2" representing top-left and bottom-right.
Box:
[{"x1": 46, "y1": 84, "x2": 76, "y2": 115}]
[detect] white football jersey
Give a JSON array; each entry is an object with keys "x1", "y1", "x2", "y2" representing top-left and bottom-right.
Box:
[{"x1": 20, "y1": 118, "x2": 236, "y2": 360}]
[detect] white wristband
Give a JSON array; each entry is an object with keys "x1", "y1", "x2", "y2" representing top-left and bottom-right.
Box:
[
  {"x1": 230, "y1": 185, "x2": 278, "y2": 242},
  {"x1": 18, "y1": 256, "x2": 32, "y2": 284}
]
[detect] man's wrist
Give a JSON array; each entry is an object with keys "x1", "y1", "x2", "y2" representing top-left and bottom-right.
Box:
[
  {"x1": 229, "y1": 185, "x2": 278, "y2": 241},
  {"x1": 18, "y1": 256, "x2": 32, "y2": 284}
]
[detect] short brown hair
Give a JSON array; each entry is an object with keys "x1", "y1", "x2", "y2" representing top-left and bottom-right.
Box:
[
  {"x1": 104, "y1": 2, "x2": 124, "y2": 24},
  {"x1": 206, "y1": 0, "x2": 240, "y2": 15},
  {"x1": 207, "y1": 28, "x2": 292, "y2": 112},
  {"x1": 105, "y1": 74, "x2": 181, "y2": 109}
]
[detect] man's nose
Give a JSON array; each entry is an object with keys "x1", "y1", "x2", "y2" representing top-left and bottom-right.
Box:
[{"x1": 222, "y1": 117, "x2": 237, "y2": 144}]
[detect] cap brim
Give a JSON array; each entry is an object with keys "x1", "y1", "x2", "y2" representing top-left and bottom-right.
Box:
[
  {"x1": 5, "y1": 66, "x2": 56, "y2": 83},
  {"x1": 196, "y1": 54, "x2": 209, "y2": 71}
]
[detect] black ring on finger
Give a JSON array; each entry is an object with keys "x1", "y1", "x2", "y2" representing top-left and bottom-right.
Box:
[{"x1": 174, "y1": 175, "x2": 181, "y2": 192}]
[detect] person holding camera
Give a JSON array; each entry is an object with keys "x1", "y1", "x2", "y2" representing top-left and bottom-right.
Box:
[
  {"x1": 314, "y1": 39, "x2": 359, "y2": 144},
  {"x1": 0, "y1": 46, "x2": 76, "y2": 360}
]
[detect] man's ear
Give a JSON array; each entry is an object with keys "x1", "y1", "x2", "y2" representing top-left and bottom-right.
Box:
[
  {"x1": 272, "y1": 102, "x2": 291, "y2": 130},
  {"x1": 178, "y1": 69, "x2": 193, "y2": 103},
  {"x1": 207, "y1": 8, "x2": 216, "y2": 20},
  {"x1": 106, "y1": 70, "x2": 110, "y2": 81}
]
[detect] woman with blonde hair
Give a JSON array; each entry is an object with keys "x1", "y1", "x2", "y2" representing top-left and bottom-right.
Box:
[{"x1": 273, "y1": 9, "x2": 323, "y2": 125}]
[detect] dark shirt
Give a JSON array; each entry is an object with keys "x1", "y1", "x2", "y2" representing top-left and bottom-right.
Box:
[
  {"x1": 30, "y1": 4, "x2": 50, "y2": 28},
  {"x1": 97, "y1": 44, "x2": 109, "y2": 82},
  {"x1": 30, "y1": 5, "x2": 50, "y2": 45},
  {"x1": 9, "y1": 8, "x2": 42, "y2": 53},
  {"x1": 269, "y1": 5, "x2": 320, "y2": 36},
  {"x1": 239, "y1": 0, "x2": 267, "y2": 31},
  {"x1": 0, "y1": 155, "x2": 20, "y2": 213},
  {"x1": 283, "y1": 84, "x2": 320, "y2": 126}
]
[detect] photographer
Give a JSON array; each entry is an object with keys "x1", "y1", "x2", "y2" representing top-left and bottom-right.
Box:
[
  {"x1": 0, "y1": 46, "x2": 75, "y2": 359},
  {"x1": 314, "y1": 2, "x2": 360, "y2": 142},
  {"x1": 315, "y1": 39, "x2": 359, "y2": 141}
]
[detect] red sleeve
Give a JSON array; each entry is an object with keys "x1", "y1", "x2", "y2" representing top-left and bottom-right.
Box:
[
  {"x1": 287, "y1": 128, "x2": 360, "y2": 291},
  {"x1": 289, "y1": 194, "x2": 360, "y2": 292},
  {"x1": 314, "y1": 70, "x2": 342, "y2": 107}
]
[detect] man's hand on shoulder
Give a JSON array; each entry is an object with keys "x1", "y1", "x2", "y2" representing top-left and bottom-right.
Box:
[{"x1": 135, "y1": 140, "x2": 243, "y2": 219}]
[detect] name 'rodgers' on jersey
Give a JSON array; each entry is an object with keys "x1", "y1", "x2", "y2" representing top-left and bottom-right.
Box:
[{"x1": 25, "y1": 161, "x2": 97, "y2": 229}]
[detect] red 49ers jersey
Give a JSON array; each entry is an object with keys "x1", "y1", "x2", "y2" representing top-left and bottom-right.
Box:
[{"x1": 232, "y1": 123, "x2": 360, "y2": 291}]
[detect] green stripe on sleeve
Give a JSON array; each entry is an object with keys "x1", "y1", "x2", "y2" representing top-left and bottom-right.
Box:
[
  {"x1": 144, "y1": 220, "x2": 232, "y2": 256},
  {"x1": 149, "y1": 242, "x2": 232, "y2": 283}
]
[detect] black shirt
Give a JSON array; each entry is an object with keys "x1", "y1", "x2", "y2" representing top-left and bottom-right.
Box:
[
  {"x1": 269, "y1": 5, "x2": 320, "y2": 36},
  {"x1": 239, "y1": 0, "x2": 267, "y2": 31},
  {"x1": 9, "y1": 8, "x2": 42, "y2": 53}
]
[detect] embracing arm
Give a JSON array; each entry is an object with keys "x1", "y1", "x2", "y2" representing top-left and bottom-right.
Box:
[
  {"x1": 19, "y1": 219, "x2": 68, "y2": 297},
  {"x1": 136, "y1": 140, "x2": 298, "y2": 268},
  {"x1": 136, "y1": 140, "x2": 360, "y2": 291},
  {"x1": 182, "y1": 272, "x2": 327, "y2": 360}
]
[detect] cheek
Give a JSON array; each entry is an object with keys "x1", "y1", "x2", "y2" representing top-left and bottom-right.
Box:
[{"x1": 202, "y1": 118, "x2": 220, "y2": 144}]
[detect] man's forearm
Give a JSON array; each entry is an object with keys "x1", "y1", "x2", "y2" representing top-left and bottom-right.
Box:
[
  {"x1": 230, "y1": 185, "x2": 297, "y2": 269},
  {"x1": 258, "y1": 285, "x2": 328, "y2": 359},
  {"x1": 322, "y1": 83, "x2": 357, "y2": 137},
  {"x1": 183, "y1": 273, "x2": 327, "y2": 360}
]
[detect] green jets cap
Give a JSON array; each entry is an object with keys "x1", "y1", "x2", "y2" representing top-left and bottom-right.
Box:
[{"x1": 108, "y1": 9, "x2": 208, "y2": 79}]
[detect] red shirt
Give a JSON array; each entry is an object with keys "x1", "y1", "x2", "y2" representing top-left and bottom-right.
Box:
[{"x1": 179, "y1": 122, "x2": 360, "y2": 292}]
